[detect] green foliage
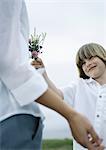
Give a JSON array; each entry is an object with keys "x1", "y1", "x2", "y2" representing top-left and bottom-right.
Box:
[{"x1": 42, "y1": 139, "x2": 73, "y2": 150}]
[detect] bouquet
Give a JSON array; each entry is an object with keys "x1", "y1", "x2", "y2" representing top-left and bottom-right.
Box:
[{"x1": 29, "y1": 28, "x2": 46, "y2": 60}]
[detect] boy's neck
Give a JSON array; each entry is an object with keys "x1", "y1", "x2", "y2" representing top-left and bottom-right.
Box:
[{"x1": 96, "y1": 79, "x2": 106, "y2": 85}]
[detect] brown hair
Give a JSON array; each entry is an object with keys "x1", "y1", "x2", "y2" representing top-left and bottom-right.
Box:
[{"x1": 76, "y1": 43, "x2": 106, "y2": 79}]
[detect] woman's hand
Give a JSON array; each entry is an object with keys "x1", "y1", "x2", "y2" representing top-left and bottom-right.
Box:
[{"x1": 67, "y1": 111, "x2": 105, "y2": 150}]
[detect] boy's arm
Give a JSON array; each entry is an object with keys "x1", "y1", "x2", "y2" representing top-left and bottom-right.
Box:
[
  {"x1": 43, "y1": 70, "x2": 63, "y2": 98},
  {"x1": 31, "y1": 58, "x2": 63, "y2": 98}
]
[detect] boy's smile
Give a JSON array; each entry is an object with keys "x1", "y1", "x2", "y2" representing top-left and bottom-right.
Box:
[{"x1": 87, "y1": 64, "x2": 97, "y2": 72}]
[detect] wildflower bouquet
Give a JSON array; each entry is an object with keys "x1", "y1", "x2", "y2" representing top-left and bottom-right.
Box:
[{"x1": 29, "y1": 28, "x2": 46, "y2": 60}]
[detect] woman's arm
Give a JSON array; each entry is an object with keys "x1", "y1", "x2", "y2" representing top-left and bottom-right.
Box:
[
  {"x1": 36, "y1": 88, "x2": 104, "y2": 150},
  {"x1": 0, "y1": 1, "x2": 49, "y2": 106}
]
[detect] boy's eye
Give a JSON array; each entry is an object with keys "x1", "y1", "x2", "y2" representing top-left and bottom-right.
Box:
[{"x1": 82, "y1": 61, "x2": 86, "y2": 65}]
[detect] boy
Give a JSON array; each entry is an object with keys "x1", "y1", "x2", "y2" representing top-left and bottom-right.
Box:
[{"x1": 32, "y1": 43, "x2": 106, "y2": 149}]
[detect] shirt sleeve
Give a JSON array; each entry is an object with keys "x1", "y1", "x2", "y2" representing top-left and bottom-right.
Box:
[
  {"x1": 60, "y1": 83, "x2": 77, "y2": 107},
  {"x1": 0, "y1": 0, "x2": 48, "y2": 106}
]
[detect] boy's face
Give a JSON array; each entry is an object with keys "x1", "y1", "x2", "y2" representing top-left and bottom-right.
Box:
[{"x1": 82, "y1": 56, "x2": 106, "y2": 80}]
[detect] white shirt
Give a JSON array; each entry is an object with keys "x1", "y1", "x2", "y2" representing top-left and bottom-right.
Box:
[
  {"x1": 61, "y1": 78, "x2": 106, "y2": 149},
  {"x1": 0, "y1": 0, "x2": 48, "y2": 122}
]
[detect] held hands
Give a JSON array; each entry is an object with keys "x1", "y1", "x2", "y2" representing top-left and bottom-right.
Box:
[{"x1": 68, "y1": 111, "x2": 105, "y2": 150}]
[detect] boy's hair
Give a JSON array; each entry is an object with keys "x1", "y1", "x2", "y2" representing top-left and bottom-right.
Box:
[{"x1": 76, "y1": 43, "x2": 106, "y2": 79}]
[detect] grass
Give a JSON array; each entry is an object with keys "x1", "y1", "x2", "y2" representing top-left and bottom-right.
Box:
[{"x1": 42, "y1": 139, "x2": 73, "y2": 150}]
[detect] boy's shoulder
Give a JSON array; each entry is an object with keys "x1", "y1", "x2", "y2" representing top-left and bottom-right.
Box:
[{"x1": 78, "y1": 78, "x2": 94, "y2": 88}]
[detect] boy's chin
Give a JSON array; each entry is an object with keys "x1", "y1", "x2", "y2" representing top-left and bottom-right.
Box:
[{"x1": 90, "y1": 74, "x2": 98, "y2": 80}]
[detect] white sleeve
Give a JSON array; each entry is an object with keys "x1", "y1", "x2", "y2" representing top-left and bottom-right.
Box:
[
  {"x1": 61, "y1": 83, "x2": 77, "y2": 107},
  {"x1": 0, "y1": 0, "x2": 48, "y2": 106}
]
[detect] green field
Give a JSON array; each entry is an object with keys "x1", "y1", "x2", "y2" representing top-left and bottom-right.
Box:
[{"x1": 42, "y1": 139, "x2": 73, "y2": 150}]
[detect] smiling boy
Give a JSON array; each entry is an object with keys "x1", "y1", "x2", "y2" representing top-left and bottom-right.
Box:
[{"x1": 32, "y1": 43, "x2": 106, "y2": 149}]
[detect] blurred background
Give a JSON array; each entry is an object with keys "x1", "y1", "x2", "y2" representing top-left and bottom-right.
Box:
[{"x1": 25, "y1": 0, "x2": 105, "y2": 139}]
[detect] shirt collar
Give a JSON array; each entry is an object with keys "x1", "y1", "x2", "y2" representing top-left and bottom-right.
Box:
[
  {"x1": 85, "y1": 78, "x2": 96, "y2": 84},
  {"x1": 85, "y1": 78, "x2": 106, "y2": 88}
]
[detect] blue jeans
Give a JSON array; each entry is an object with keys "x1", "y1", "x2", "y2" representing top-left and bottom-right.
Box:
[{"x1": 0, "y1": 114, "x2": 43, "y2": 150}]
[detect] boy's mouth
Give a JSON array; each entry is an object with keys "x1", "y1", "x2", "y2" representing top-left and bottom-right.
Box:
[{"x1": 88, "y1": 65, "x2": 97, "y2": 72}]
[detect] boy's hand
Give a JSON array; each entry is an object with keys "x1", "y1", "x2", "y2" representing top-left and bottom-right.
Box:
[
  {"x1": 31, "y1": 58, "x2": 45, "y2": 69},
  {"x1": 68, "y1": 112, "x2": 105, "y2": 150}
]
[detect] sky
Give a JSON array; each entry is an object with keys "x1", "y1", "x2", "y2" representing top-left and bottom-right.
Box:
[{"x1": 25, "y1": 0, "x2": 105, "y2": 139}]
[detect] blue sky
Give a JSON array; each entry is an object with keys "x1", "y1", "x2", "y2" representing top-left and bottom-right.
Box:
[{"x1": 25, "y1": 0, "x2": 105, "y2": 138}]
